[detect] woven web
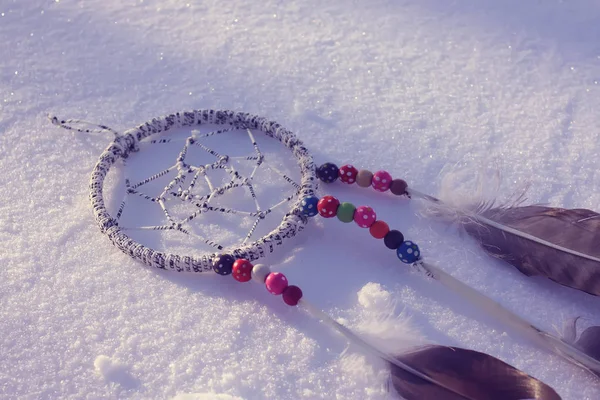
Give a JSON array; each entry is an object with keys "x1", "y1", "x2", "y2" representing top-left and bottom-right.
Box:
[{"x1": 115, "y1": 127, "x2": 301, "y2": 251}]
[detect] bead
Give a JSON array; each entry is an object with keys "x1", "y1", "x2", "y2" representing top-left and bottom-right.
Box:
[
  {"x1": 282, "y1": 285, "x2": 303, "y2": 306},
  {"x1": 384, "y1": 230, "x2": 405, "y2": 250},
  {"x1": 336, "y1": 202, "x2": 356, "y2": 223},
  {"x1": 369, "y1": 220, "x2": 390, "y2": 239},
  {"x1": 390, "y1": 179, "x2": 408, "y2": 196},
  {"x1": 338, "y1": 164, "x2": 358, "y2": 184},
  {"x1": 397, "y1": 241, "x2": 421, "y2": 263},
  {"x1": 213, "y1": 254, "x2": 235, "y2": 275},
  {"x1": 232, "y1": 259, "x2": 253, "y2": 282},
  {"x1": 353, "y1": 206, "x2": 377, "y2": 228},
  {"x1": 301, "y1": 195, "x2": 319, "y2": 217},
  {"x1": 317, "y1": 195, "x2": 340, "y2": 218},
  {"x1": 356, "y1": 169, "x2": 373, "y2": 188},
  {"x1": 265, "y1": 272, "x2": 289, "y2": 295},
  {"x1": 252, "y1": 264, "x2": 271, "y2": 283},
  {"x1": 316, "y1": 162, "x2": 339, "y2": 183},
  {"x1": 372, "y1": 170, "x2": 393, "y2": 192}
]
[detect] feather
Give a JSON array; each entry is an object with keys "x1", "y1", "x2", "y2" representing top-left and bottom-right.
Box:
[
  {"x1": 391, "y1": 346, "x2": 561, "y2": 400},
  {"x1": 410, "y1": 168, "x2": 600, "y2": 296},
  {"x1": 461, "y1": 205, "x2": 600, "y2": 296},
  {"x1": 299, "y1": 299, "x2": 560, "y2": 399}
]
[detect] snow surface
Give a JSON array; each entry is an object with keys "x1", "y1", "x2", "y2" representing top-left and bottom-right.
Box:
[{"x1": 1, "y1": 0, "x2": 600, "y2": 399}]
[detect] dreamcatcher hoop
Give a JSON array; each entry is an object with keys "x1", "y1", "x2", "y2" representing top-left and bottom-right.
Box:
[{"x1": 78, "y1": 109, "x2": 318, "y2": 273}]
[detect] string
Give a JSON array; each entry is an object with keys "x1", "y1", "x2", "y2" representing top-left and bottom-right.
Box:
[
  {"x1": 48, "y1": 114, "x2": 120, "y2": 137},
  {"x1": 113, "y1": 126, "x2": 301, "y2": 250}
]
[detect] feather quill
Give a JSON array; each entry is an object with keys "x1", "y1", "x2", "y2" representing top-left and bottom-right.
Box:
[
  {"x1": 407, "y1": 181, "x2": 600, "y2": 377},
  {"x1": 411, "y1": 260, "x2": 600, "y2": 377},
  {"x1": 300, "y1": 299, "x2": 560, "y2": 399}
]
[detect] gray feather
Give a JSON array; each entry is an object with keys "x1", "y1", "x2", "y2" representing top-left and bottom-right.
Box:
[
  {"x1": 463, "y1": 205, "x2": 600, "y2": 296},
  {"x1": 391, "y1": 346, "x2": 561, "y2": 400}
]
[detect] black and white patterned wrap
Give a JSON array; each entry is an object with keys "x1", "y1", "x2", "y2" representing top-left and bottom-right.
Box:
[{"x1": 89, "y1": 109, "x2": 317, "y2": 273}]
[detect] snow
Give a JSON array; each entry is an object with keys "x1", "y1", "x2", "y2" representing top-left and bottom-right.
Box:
[
  {"x1": 94, "y1": 355, "x2": 139, "y2": 390},
  {"x1": 1, "y1": 0, "x2": 600, "y2": 399}
]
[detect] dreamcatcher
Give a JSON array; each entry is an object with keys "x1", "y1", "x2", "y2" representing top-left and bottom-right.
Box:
[{"x1": 51, "y1": 109, "x2": 600, "y2": 399}]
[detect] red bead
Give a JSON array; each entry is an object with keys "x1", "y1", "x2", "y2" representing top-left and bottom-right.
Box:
[
  {"x1": 317, "y1": 196, "x2": 340, "y2": 218},
  {"x1": 232, "y1": 259, "x2": 253, "y2": 282},
  {"x1": 372, "y1": 170, "x2": 392, "y2": 192},
  {"x1": 338, "y1": 164, "x2": 358, "y2": 184},
  {"x1": 265, "y1": 272, "x2": 289, "y2": 295},
  {"x1": 282, "y1": 285, "x2": 303, "y2": 306},
  {"x1": 353, "y1": 206, "x2": 377, "y2": 228},
  {"x1": 369, "y1": 220, "x2": 390, "y2": 239}
]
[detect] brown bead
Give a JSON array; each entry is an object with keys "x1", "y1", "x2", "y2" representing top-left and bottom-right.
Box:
[
  {"x1": 356, "y1": 169, "x2": 373, "y2": 188},
  {"x1": 390, "y1": 179, "x2": 408, "y2": 196}
]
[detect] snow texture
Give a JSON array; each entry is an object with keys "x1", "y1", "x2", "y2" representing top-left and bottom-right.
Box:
[{"x1": 1, "y1": 0, "x2": 600, "y2": 399}]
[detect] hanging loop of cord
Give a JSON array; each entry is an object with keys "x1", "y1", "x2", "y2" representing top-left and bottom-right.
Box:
[{"x1": 48, "y1": 114, "x2": 121, "y2": 137}]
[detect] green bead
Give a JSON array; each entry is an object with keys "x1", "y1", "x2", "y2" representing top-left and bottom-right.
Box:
[{"x1": 336, "y1": 202, "x2": 356, "y2": 223}]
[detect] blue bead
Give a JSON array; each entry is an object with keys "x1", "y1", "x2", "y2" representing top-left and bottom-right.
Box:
[
  {"x1": 213, "y1": 254, "x2": 235, "y2": 275},
  {"x1": 316, "y1": 163, "x2": 339, "y2": 183},
  {"x1": 396, "y1": 241, "x2": 421, "y2": 264},
  {"x1": 301, "y1": 196, "x2": 319, "y2": 217}
]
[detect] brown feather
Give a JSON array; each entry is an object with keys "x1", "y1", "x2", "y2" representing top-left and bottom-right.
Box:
[
  {"x1": 299, "y1": 300, "x2": 560, "y2": 400},
  {"x1": 390, "y1": 346, "x2": 561, "y2": 400},
  {"x1": 463, "y1": 205, "x2": 600, "y2": 296}
]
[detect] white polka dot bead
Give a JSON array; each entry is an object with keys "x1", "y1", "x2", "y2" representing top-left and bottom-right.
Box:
[
  {"x1": 338, "y1": 164, "x2": 358, "y2": 184},
  {"x1": 397, "y1": 241, "x2": 421, "y2": 264},
  {"x1": 353, "y1": 206, "x2": 377, "y2": 228}
]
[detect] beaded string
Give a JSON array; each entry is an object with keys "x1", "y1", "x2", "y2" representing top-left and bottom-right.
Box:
[
  {"x1": 210, "y1": 191, "x2": 421, "y2": 307},
  {"x1": 211, "y1": 254, "x2": 305, "y2": 306},
  {"x1": 299, "y1": 194, "x2": 421, "y2": 264},
  {"x1": 315, "y1": 162, "x2": 409, "y2": 197}
]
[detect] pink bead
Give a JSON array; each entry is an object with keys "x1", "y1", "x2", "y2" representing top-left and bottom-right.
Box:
[
  {"x1": 265, "y1": 272, "x2": 289, "y2": 295},
  {"x1": 282, "y1": 285, "x2": 303, "y2": 306},
  {"x1": 353, "y1": 206, "x2": 377, "y2": 228},
  {"x1": 338, "y1": 164, "x2": 358, "y2": 184},
  {"x1": 372, "y1": 170, "x2": 392, "y2": 192}
]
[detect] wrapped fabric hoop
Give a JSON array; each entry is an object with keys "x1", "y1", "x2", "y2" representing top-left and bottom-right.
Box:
[{"x1": 82, "y1": 109, "x2": 318, "y2": 273}]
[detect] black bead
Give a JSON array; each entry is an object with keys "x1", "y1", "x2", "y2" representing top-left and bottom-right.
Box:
[
  {"x1": 316, "y1": 162, "x2": 339, "y2": 183},
  {"x1": 213, "y1": 254, "x2": 235, "y2": 275},
  {"x1": 384, "y1": 230, "x2": 405, "y2": 250}
]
